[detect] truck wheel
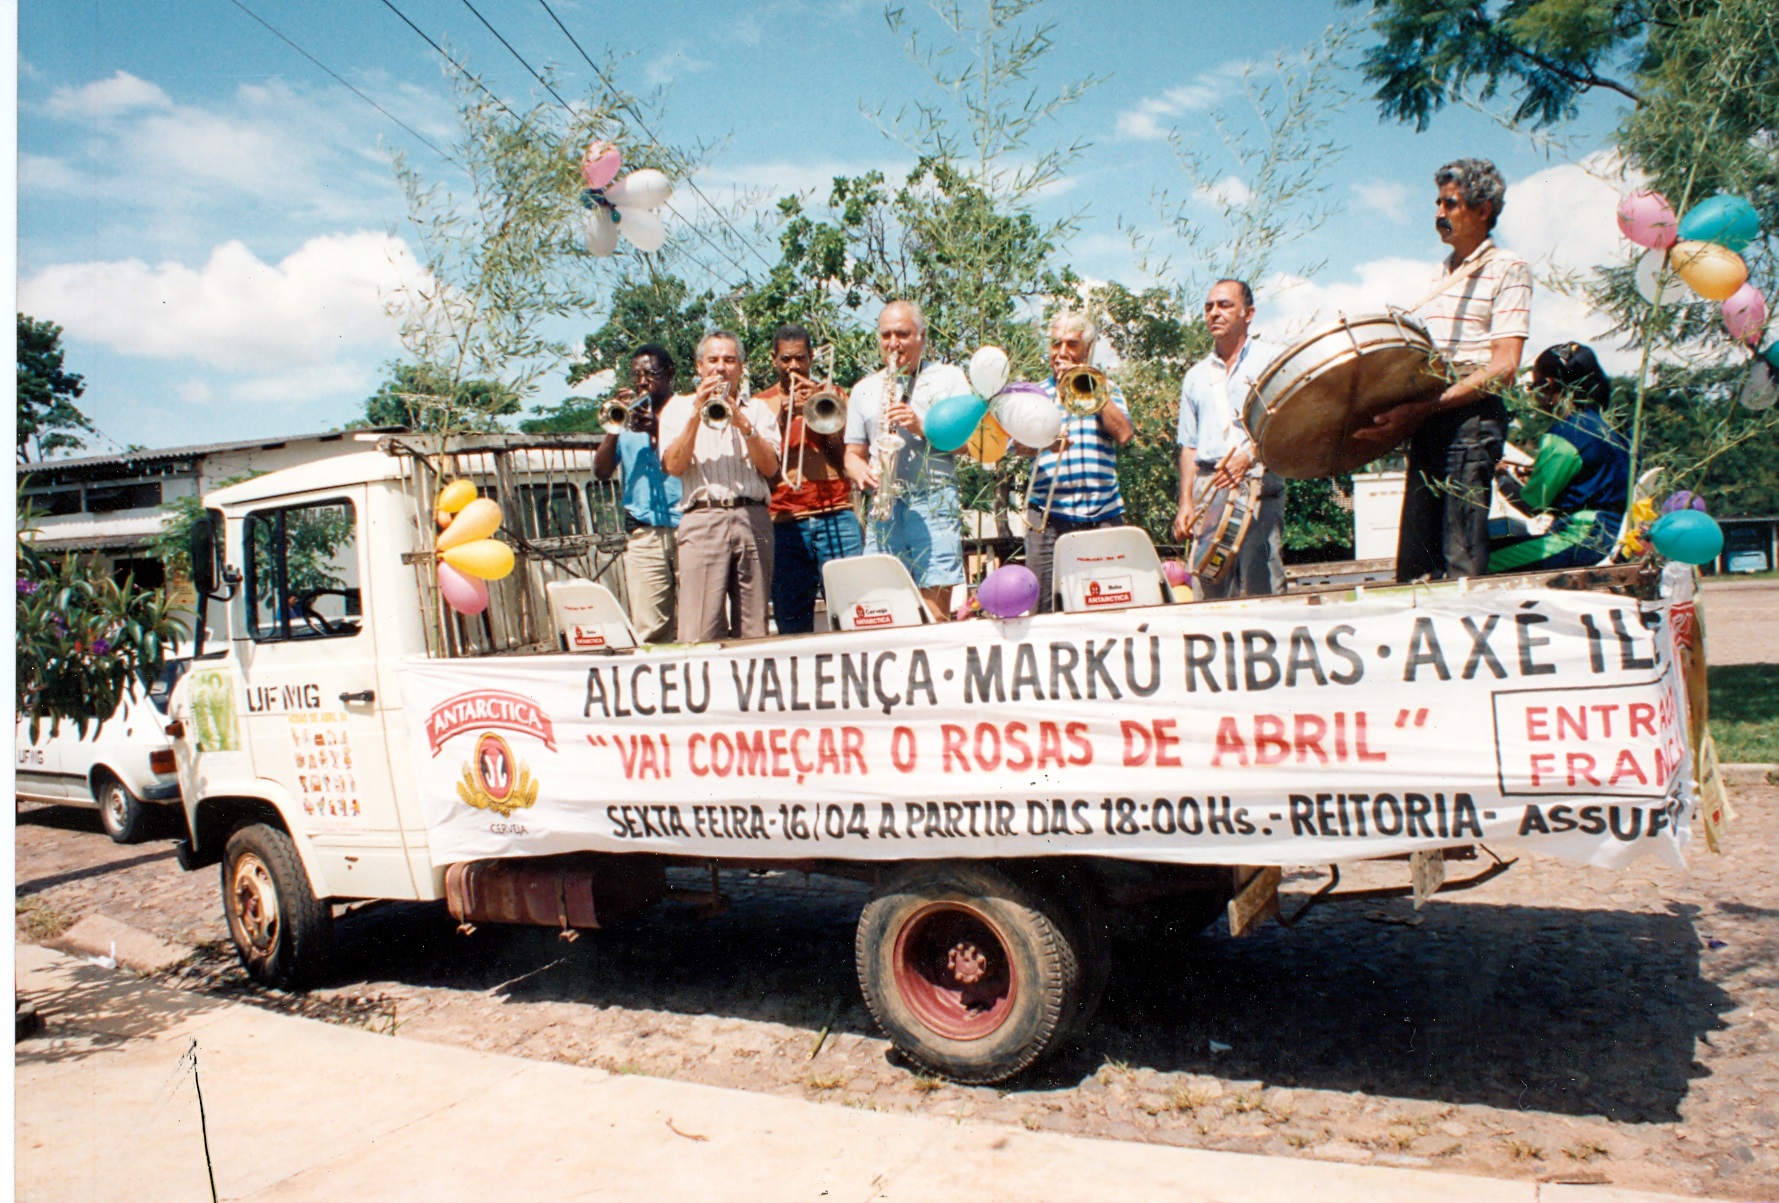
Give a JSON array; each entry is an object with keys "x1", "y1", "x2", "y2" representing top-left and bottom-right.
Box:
[
  {"x1": 856, "y1": 862, "x2": 1095, "y2": 1085},
  {"x1": 96, "y1": 774, "x2": 146, "y2": 845},
  {"x1": 221, "y1": 824, "x2": 333, "y2": 990}
]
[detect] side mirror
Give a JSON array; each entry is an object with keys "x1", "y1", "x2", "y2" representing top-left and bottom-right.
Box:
[{"x1": 190, "y1": 516, "x2": 216, "y2": 599}]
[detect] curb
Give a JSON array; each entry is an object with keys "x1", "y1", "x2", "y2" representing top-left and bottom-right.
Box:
[{"x1": 1722, "y1": 763, "x2": 1778, "y2": 786}]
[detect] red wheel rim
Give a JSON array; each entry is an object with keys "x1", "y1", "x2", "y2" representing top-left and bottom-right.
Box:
[{"x1": 891, "y1": 902, "x2": 1017, "y2": 1041}]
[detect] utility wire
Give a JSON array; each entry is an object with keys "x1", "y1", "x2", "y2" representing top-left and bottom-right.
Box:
[
  {"x1": 375, "y1": 0, "x2": 518, "y2": 120},
  {"x1": 535, "y1": 0, "x2": 782, "y2": 279},
  {"x1": 228, "y1": 0, "x2": 454, "y2": 162},
  {"x1": 436, "y1": 0, "x2": 762, "y2": 284}
]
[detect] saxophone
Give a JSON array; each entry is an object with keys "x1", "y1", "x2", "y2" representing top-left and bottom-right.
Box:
[{"x1": 869, "y1": 364, "x2": 909, "y2": 522}]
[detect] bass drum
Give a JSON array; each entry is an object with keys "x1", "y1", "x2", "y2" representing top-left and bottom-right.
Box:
[{"x1": 1244, "y1": 312, "x2": 1449, "y2": 479}]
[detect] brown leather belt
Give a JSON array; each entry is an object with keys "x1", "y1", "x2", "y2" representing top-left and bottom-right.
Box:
[{"x1": 684, "y1": 496, "x2": 765, "y2": 511}]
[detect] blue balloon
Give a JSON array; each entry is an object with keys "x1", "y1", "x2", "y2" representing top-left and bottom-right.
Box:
[
  {"x1": 1765, "y1": 340, "x2": 1779, "y2": 372},
  {"x1": 1676, "y1": 194, "x2": 1762, "y2": 253},
  {"x1": 1648, "y1": 509, "x2": 1724, "y2": 566},
  {"x1": 923, "y1": 393, "x2": 989, "y2": 453}
]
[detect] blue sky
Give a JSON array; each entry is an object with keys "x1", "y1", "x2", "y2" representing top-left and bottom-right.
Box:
[{"x1": 17, "y1": 0, "x2": 1638, "y2": 453}]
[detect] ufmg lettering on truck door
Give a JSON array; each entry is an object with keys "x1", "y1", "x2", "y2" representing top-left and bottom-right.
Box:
[{"x1": 245, "y1": 682, "x2": 323, "y2": 714}]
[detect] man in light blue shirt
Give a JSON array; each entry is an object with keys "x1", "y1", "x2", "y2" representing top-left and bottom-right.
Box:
[
  {"x1": 593, "y1": 345, "x2": 683, "y2": 641},
  {"x1": 1173, "y1": 279, "x2": 1286, "y2": 598}
]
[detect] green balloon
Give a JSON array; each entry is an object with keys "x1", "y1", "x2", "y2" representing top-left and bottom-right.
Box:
[{"x1": 923, "y1": 393, "x2": 989, "y2": 453}]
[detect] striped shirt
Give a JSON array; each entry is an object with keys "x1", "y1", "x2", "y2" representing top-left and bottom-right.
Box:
[
  {"x1": 1421, "y1": 239, "x2": 1533, "y2": 371},
  {"x1": 657, "y1": 391, "x2": 782, "y2": 507},
  {"x1": 1027, "y1": 377, "x2": 1129, "y2": 522},
  {"x1": 1178, "y1": 336, "x2": 1283, "y2": 466}
]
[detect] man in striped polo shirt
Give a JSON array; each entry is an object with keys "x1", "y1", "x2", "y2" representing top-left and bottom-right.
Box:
[
  {"x1": 1021, "y1": 311, "x2": 1134, "y2": 612},
  {"x1": 1356, "y1": 157, "x2": 1532, "y2": 581}
]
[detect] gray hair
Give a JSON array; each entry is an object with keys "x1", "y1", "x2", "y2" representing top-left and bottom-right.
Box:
[
  {"x1": 880, "y1": 300, "x2": 927, "y2": 336},
  {"x1": 1435, "y1": 158, "x2": 1506, "y2": 230},
  {"x1": 696, "y1": 329, "x2": 744, "y2": 362},
  {"x1": 1047, "y1": 310, "x2": 1098, "y2": 351}
]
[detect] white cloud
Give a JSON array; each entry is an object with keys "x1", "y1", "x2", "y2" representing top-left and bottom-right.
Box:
[
  {"x1": 20, "y1": 232, "x2": 420, "y2": 389},
  {"x1": 177, "y1": 380, "x2": 214, "y2": 405},
  {"x1": 44, "y1": 70, "x2": 171, "y2": 118},
  {"x1": 1197, "y1": 175, "x2": 1253, "y2": 209},
  {"x1": 1114, "y1": 62, "x2": 1250, "y2": 141},
  {"x1": 645, "y1": 50, "x2": 712, "y2": 87},
  {"x1": 1351, "y1": 179, "x2": 1410, "y2": 223}
]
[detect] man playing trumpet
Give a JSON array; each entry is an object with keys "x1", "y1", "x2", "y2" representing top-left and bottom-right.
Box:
[
  {"x1": 757, "y1": 323, "x2": 864, "y2": 635},
  {"x1": 593, "y1": 344, "x2": 682, "y2": 641},
  {"x1": 1018, "y1": 311, "x2": 1134, "y2": 613},
  {"x1": 659, "y1": 331, "x2": 782, "y2": 640},
  {"x1": 843, "y1": 300, "x2": 970, "y2": 622}
]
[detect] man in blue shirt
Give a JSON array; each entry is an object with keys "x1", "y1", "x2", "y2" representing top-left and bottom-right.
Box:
[
  {"x1": 1173, "y1": 279, "x2": 1286, "y2": 598},
  {"x1": 1021, "y1": 311, "x2": 1134, "y2": 612},
  {"x1": 594, "y1": 344, "x2": 682, "y2": 641}
]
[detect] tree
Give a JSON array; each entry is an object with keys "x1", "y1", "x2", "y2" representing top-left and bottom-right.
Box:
[
  {"x1": 17, "y1": 313, "x2": 95, "y2": 462},
  {"x1": 571, "y1": 272, "x2": 714, "y2": 389},
  {"x1": 17, "y1": 499, "x2": 187, "y2": 739},
  {"x1": 352, "y1": 361, "x2": 520, "y2": 432}
]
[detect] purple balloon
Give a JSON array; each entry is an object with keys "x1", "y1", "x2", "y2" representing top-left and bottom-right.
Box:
[
  {"x1": 1661, "y1": 490, "x2": 1708, "y2": 515},
  {"x1": 997, "y1": 380, "x2": 1050, "y2": 400},
  {"x1": 977, "y1": 564, "x2": 1040, "y2": 618}
]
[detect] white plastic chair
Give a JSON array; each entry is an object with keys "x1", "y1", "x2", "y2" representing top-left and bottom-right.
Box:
[
  {"x1": 545, "y1": 580, "x2": 640, "y2": 651},
  {"x1": 1053, "y1": 526, "x2": 1169, "y2": 612},
  {"x1": 822, "y1": 554, "x2": 931, "y2": 630}
]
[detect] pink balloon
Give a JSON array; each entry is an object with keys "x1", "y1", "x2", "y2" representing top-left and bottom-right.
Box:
[
  {"x1": 1161, "y1": 559, "x2": 1190, "y2": 586},
  {"x1": 437, "y1": 561, "x2": 489, "y2": 616},
  {"x1": 581, "y1": 141, "x2": 623, "y2": 191},
  {"x1": 1617, "y1": 190, "x2": 1678, "y2": 250},
  {"x1": 1723, "y1": 283, "x2": 1768, "y2": 347},
  {"x1": 977, "y1": 564, "x2": 1039, "y2": 619}
]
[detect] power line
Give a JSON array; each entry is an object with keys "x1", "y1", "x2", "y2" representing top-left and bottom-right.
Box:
[
  {"x1": 227, "y1": 0, "x2": 454, "y2": 162},
  {"x1": 535, "y1": 0, "x2": 782, "y2": 279},
  {"x1": 458, "y1": 0, "x2": 573, "y2": 113},
  {"x1": 375, "y1": 0, "x2": 518, "y2": 120}
]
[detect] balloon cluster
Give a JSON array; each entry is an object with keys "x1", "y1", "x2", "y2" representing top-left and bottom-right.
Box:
[
  {"x1": 916, "y1": 347, "x2": 1070, "y2": 464},
  {"x1": 1622, "y1": 490, "x2": 1724, "y2": 567},
  {"x1": 579, "y1": 142, "x2": 674, "y2": 256},
  {"x1": 1618, "y1": 189, "x2": 1776, "y2": 409},
  {"x1": 433, "y1": 481, "x2": 516, "y2": 615}
]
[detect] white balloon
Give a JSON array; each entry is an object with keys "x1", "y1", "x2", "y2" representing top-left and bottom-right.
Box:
[
  {"x1": 968, "y1": 345, "x2": 1010, "y2": 399},
  {"x1": 1739, "y1": 361, "x2": 1778, "y2": 412},
  {"x1": 994, "y1": 392, "x2": 1063, "y2": 449},
  {"x1": 605, "y1": 168, "x2": 673, "y2": 211},
  {"x1": 582, "y1": 207, "x2": 618, "y2": 257},
  {"x1": 617, "y1": 206, "x2": 667, "y2": 253},
  {"x1": 1634, "y1": 247, "x2": 1693, "y2": 305}
]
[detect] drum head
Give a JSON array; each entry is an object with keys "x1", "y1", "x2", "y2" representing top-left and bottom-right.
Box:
[
  {"x1": 1188, "y1": 487, "x2": 1231, "y2": 573},
  {"x1": 1246, "y1": 344, "x2": 1447, "y2": 479}
]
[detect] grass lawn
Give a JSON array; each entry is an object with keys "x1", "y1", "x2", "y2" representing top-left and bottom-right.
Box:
[{"x1": 1708, "y1": 664, "x2": 1779, "y2": 763}]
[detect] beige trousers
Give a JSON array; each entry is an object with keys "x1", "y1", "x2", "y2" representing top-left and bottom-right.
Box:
[
  {"x1": 675, "y1": 505, "x2": 774, "y2": 642},
  {"x1": 623, "y1": 525, "x2": 678, "y2": 643}
]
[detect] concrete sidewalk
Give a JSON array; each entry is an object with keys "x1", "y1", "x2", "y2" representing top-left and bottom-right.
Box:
[{"x1": 14, "y1": 945, "x2": 1708, "y2": 1203}]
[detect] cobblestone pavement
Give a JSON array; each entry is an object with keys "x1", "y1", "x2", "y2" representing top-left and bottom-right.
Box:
[{"x1": 16, "y1": 786, "x2": 1777, "y2": 1201}]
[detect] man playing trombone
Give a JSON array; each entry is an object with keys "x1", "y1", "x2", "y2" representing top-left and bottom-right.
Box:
[
  {"x1": 659, "y1": 330, "x2": 782, "y2": 640},
  {"x1": 843, "y1": 301, "x2": 971, "y2": 622},
  {"x1": 1019, "y1": 311, "x2": 1134, "y2": 613},
  {"x1": 758, "y1": 323, "x2": 863, "y2": 634},
  {"x1": 593, "y1": 344, "x2": 682, "y2": 642}
]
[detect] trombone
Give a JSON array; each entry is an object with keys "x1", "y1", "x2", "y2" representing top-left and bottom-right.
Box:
[
  {"x1": 786, "y1": 344, "x2": 847, "y2": 489},
  {"x1": 1055, "y1": 363, "x2": 1111, "y2": 417}
]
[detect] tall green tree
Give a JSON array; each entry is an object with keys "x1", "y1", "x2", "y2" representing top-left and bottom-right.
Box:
[
  {"x1": 17, "y1": 313, "x2": 95, "y2": 462},
  {"x1": 352, "y1": 361, "x2": 520, "y2": 432}
]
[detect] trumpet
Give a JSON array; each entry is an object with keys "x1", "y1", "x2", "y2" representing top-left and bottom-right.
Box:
[
  {"x1": 700, "y1": 378, "x2": 733, "y2": 430},
  {"x1": 1055, "y1": 363, "x2": 1111, "y2": 417},
  {"x1": 599, "y1": 396, "x2": 631, "y2": 435}
]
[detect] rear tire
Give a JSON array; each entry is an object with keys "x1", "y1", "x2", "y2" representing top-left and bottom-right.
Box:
[
  {"x1": 856, "y1": 862, "x2": 1098, "y2": 1085},
  {"x1": 221, "y1": 823, "x2": 333, "y2": 989},
  {"x1": 96, "y1": 774, "x2": 146, "y2": 844}
]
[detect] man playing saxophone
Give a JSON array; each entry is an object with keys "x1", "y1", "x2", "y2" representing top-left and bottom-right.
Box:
[
  {"x1": 758, "y1": 323, "x2": 863, "y2": 634},
  {"x1": 659, "y1": 330, "x2": 782, "y2": 640},
  {"x1": 843, "y1": 301, "x2": 970, "y2": 622}
]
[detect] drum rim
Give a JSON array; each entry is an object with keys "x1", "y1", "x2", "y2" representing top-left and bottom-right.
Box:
[{"x1": 1250, "y1": 311, "x2": 1436, "y2": 394}]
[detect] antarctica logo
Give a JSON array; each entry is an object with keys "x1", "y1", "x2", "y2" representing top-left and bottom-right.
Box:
[{"x1": 456, "y1": 732, "x2": 539, "y2": 818}]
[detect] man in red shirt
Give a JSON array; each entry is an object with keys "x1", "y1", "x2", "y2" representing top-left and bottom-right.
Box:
[{"x1": 758, "y1": 324, "x2": 863, "y2": 633}]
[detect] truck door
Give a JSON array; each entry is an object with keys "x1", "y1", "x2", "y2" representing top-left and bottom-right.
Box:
[{"x1": 233, "y1": 489, "x2": 418, "y2": 898}]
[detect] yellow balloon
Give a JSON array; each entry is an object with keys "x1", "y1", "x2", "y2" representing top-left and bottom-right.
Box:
[
  {"x1": 441, "y1": 538, "x2": 515, "y2": 581},
  {"x1": 963, "y1": 412, "x2": 1011, "y2": 466},
  {"x1": 435, "y1": 498, "x2": 502, "y2": 551},
  {"x1": 436, "y1": 479, "x2": 477, "y2": 514},
  {"x1": 1671, "y1": 240, "x2": 1748, "y2": 302}
]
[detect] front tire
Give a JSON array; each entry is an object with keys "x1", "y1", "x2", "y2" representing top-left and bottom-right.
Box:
[
  {"x1": 221, "y1": 824, "x2": 333, "y2": 989},
  {"x1": 96, "y1": 774, "x2": 146, "y2": 844},
  {"x1": 856, "y1": 862, "x2": 1098, "y2": 1085}
]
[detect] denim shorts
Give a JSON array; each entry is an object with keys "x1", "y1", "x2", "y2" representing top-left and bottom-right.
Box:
[{"x1": 866, "y1": 495, "x2": 965, "y2": 587}]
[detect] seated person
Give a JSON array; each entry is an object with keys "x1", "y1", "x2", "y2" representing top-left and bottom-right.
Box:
[{"x1": 1488, "y1": 342, "x2": 1629, "y2": 573}]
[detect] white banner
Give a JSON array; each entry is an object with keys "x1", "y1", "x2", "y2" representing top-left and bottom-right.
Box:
[{"x1": 397, "y1": 588, "x2": 1695, "y2": 871}]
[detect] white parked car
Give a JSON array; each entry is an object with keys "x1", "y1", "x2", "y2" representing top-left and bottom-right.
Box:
[{"x1": 15, "y1": 658, "x2": 189, "y2": 843}]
